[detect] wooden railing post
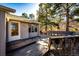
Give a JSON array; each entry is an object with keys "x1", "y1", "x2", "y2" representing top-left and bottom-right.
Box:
[
  {"x1": 70, "y1": 37, "x2": 75, "y2": 56},
  {"x1": 48, "y1": 37, "x2": 52, "y2": 51}
]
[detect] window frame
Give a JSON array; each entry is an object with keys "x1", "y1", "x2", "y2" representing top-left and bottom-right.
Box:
[{"x1": 10, "y1": 21, "x2": 20, "y2": 36}]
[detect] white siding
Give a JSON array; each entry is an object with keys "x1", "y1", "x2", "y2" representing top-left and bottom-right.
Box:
[
  {"x1": 20, "y1": 23, "x2": 29, "y2": 39},
  {"x1": 29, "y1": 32, "x2": 38, "y2": 37}
]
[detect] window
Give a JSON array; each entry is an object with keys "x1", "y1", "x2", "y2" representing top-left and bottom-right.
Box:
[
  {"x1": 35, "y1": 27, "x2": 37, "y2": 32},
  {"x1": 11, "y1": 22, "x2": 19, "y2": 36},
  {"x1": 29, "y1": 27, "x2": 31, "y2": 33},
  {"x1": 29, "y1": 25, "x2": 38, "y2": 33},
  {"x1": 32, "y1": 26, "x2": 35, "y2": 32}
]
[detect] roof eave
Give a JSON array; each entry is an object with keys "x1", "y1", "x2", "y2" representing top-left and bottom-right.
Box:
[{"x1": 0, "y1": 5, "x2": 16, "y2": 13}]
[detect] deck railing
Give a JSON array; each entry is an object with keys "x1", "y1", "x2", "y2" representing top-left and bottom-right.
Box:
[
  {"x1": 47, "y1": 31, "x2": 79, "y2": 36},
  {"x1": 46, "y1": 33, "x2": 79, "y2": 56}
]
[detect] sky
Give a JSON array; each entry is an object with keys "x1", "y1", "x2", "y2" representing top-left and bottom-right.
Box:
[{"x1": 0, "y1": 3, "x2": 39, "y2": 19}]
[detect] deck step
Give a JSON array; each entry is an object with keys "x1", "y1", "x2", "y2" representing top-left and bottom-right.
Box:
[{"x1": 6, "y1": 39, "x2": 36, "y2": 53}]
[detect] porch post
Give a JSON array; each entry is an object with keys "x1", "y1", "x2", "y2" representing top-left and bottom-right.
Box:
[{"x1": 0, "y1": 11, "x2": 6, "y2": 56}]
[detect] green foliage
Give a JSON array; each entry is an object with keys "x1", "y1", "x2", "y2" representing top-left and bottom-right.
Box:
[
  {"x1": 52, "y1": 3, "x2": 78, "y2": 31},
  {"x1": 29, "y1": 14, "x2": 35, "y2": 20},
  {"x1": 38, "y1": 3, "x2": 56, "y2": 25},
  {"x1": 22, "y1": 13, "x2": 35, "y2": 20},
  {"x1": 22, "y1": 13, "x2": 28, "y2": 18},
  {"x1": 73, "y1": 8, "x2": 79, "y2": 16},
  {"x1": 75, "y1": 18, "x2": 79, "y2": 22},
  {"x1": 37, "y1": 3, "x2": 79, "y2": 32}
]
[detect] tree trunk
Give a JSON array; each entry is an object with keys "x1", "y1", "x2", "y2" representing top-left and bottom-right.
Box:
[
  {"x1": 45, "y1": 24, "x2": 47, "y2": 35},
  {"x1": 66, "y1": 3, "x2": 69, "y2": 32},
  {"x1": 50, "y1": 25, "x2": 52, "y2": 36},
  {"x1": 45, "y1": 7, "x2": 48, "y2": 35}
]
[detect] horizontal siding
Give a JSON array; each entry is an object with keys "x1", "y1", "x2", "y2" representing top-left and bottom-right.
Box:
[{"x1": 20, "y1": 23, "x2": 29, "y2": 39}]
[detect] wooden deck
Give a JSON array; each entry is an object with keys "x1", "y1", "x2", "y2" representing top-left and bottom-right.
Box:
[
  {"x1": 46, "y1": 35, "x2": 79, "y2": 56},
  {"x1": 6, "y1": 39, "x2": 36, "y2": 53}
]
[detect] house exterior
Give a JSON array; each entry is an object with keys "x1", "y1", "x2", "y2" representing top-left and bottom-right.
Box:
[
  {"x1": 4, "y1": 6, "x2": 40, "y2": 42},
  {"x1": 6, "y1": 13, "x2": 40, "y2": 42},
  {"x1": 0, "y1": 5, "x2": 40, "y2": 55}
]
